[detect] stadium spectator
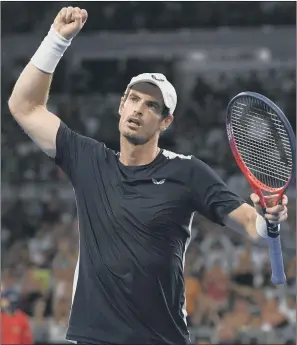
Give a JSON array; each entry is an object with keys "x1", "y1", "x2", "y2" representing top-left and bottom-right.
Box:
[
  {"x1": 286, "y1": 256, "x2": 296, "y2": 287},
  {"x1": 51, "y1": 237, "x2": 77, "y2": 304},
  {"x1": 191, "y1": 295, "x2": 219, "y2": 328},
  {"x1": 48, "y1": 297, "x2": 70, "y2": 344},
  {"x1": 260, "y1": 295, "x2": 289, "y2": 331},
  {"x1": 231, "y1": 241, "x2": 254, "y2": 293},
  {"x1": 1, "y1": 289, "x2": 33, "y2": 345},
  {"x1": 203, "y1": 262, "x2": 231, "y2": 310},
  {"x1": 221, "y1": 298, "x2": 252, "y2": 331},
  {"x1": 30, "y1": 297, "x2": 49, "y2": 344},
  {"x1": 216, "y1": 322, "x2": 238, "y2": 345},
  {"x1": 184, "y1": 265, "x2": 202, "y2": 324}
]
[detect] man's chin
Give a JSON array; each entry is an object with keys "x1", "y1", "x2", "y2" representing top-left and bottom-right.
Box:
[{"x1": 122, "y1": 132, "x2": 148, "y2": 146}]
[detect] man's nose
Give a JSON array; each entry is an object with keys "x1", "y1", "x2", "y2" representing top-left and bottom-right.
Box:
[{"x1": 133, "y1": 101, "x2": 145, "y2": 115}]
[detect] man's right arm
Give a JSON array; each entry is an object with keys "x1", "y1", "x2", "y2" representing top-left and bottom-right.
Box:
[
  {"x1": 8, "y1": 7, "x2": 88, "y2": 158},
  {"x1": 8, "y1": 63, "x2": 60, "y2": 158}
]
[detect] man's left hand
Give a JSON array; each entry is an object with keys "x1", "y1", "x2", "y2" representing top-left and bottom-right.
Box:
[{"x1": 250, "y1": 193, "x2": 288, "y2": 225}]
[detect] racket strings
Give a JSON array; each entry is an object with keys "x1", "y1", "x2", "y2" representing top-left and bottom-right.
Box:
[
  {"x1": 232, "y1": 127, "x2": 291, "y2": 187},
  {"x1": 232, "y1": 108, "x2": 291, "y2": 145},
  {"x1": 232, "y1": 106, "x2": 292, "y2": 187},
  {"x1": 231, "y1": 99, "x2": 293, "y2": 189},
  {"x1": 232, "y1": 113, "x2": 292, "y2": 176}
]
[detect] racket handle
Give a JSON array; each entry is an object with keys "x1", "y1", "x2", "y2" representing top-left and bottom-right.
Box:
[{"x1": 267, "y1": 235, "x2": 287, "y2": 285}]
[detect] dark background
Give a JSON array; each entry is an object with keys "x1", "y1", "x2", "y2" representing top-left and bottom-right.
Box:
[{"x1": 1, "y1": 2, "x2": 296, "y2": 344}]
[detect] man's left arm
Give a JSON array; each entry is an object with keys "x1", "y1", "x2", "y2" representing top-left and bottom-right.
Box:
[
  {"x1": 188, "y1": 157, "x2": 289, "y2": 238},
  {"x1": 224, "y1": 193, "x2": 288, "y2": 240}
]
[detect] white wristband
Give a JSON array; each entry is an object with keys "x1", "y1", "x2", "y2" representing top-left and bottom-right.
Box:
[
  {"x1": 31, "y1": 25, "x2": 72, "y2": 74},
  {"x1": 256, "y1": 214, "x2": 280, "y2": 239}
]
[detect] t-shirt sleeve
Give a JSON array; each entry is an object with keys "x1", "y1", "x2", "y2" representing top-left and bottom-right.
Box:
[
  {"x1": 54, "y1": 121, "x2": 99, "y2": 185},
  {"x1": 189, "y1": 157, "x2": 246, "y2": 225}
]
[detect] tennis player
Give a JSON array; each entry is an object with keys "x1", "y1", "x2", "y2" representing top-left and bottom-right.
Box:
[{"x1": 8, "y1": 7, "x2": 289, "y2": 345}]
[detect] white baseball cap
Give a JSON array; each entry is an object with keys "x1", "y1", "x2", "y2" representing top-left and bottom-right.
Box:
[{"x1": 127, "y1": 73, "x2": 177, "y2": 115}]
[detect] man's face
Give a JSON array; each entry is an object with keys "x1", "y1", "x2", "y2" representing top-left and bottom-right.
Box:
[{"x1": 118, "y1": 82, "x2": 173, "y2": 145}]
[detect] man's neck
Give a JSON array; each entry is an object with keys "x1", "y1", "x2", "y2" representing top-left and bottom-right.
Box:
[{"x1": 119, "y1": 137, "x2": 160, "y2": 166}]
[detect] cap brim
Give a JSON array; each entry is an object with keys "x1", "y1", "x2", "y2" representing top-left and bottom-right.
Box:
[{"x1": 127, "y1": 78, "x2": 170, "y2": 111}]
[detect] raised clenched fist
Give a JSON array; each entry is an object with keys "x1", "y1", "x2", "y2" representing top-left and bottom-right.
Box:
[{"x1": 53, "y1": 7, "x2": 88, "y2": 40}]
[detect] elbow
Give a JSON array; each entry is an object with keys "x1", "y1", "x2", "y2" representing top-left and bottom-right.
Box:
[
  {"x1": 8, "y1": 96, "x2": 41, "y2": 118},
  {"x1": 8, "y1": 96, "x2": 19, "y2": 116},
  {"x1": 8, "y1": 94, "x2": 24, "y2": 117}
]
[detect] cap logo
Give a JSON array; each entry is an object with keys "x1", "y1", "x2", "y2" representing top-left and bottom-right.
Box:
[{"x1": 151, "y1": 74, "x2": 165, "y2": 82}]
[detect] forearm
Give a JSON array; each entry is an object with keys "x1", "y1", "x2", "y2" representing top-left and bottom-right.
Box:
[
  {"x1": 8, "y1": 64, "x2": 52, "y2": 115},
  {"x1": 6, "y1": 8, "x2": 87, "y2": 157},
  {"x1": 224, "y1": 204, "x2": 259, "y2": 240},
  {"x1": 244, "y1": 209, "x2": 260, "y2": 240},
  {"x1": 9, "y1": 26, "x2": 71, "y2": 116},
  {"x1": 225, "y1": 202, "x2": 281, "y2": 241}
]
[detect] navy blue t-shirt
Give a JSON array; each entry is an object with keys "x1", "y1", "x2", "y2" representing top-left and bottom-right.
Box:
[{"x1": 54, "y1": 121, "x2": 244, "y2": 345}]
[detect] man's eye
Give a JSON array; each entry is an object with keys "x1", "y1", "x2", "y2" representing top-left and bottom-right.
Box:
[{"x1": 148, "y1": 103, "x2": 157, "y2": 110}]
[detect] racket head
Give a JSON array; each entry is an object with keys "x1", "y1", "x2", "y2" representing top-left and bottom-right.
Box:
[{"x1": 226, "y1": 91, "x2": 296, "y2": 206}]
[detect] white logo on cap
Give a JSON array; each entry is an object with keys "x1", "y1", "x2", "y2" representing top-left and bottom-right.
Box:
[
  {"x1": 152, "y1": 178, "x2": 166, "y2": 185},
  {"x1": 151, "y1": 74, "x2": 165, "y2": 82}
]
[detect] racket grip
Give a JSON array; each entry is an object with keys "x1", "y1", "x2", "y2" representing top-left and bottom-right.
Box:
[{"x1": 267, "y1": 235, "x2": 286, "y2": 285}]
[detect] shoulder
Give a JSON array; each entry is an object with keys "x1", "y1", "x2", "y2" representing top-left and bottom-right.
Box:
[
  {"x1": 58, "y1": 121, "x2": 117, "y2": 158},
  {"x1": 161, "y1": 150, "x2": 230, "y2": 190},
  {"x1": 162, "y1": 149, "x2": 193, "y2": 161},
  {"x1": 161, "y1": 149, "x2": 210, "y2": 173},
  {"x1": 57, "y1": 121, "x2": 100, "y2": 149},
  {"x1": 161, "y1": 149, "x2": 215, "y2": 186}
]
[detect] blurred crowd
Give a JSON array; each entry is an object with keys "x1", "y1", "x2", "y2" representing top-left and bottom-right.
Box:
[
  {"x1": 2, "y1": 2, "x2": 296, "y2": 345},
  {"x1": 2, "y1": 1, "x2": 295, "y2": 33},
  {"x1": 2, "y1": 190, "x2": 78, "y2": 344},
  {"x1": 185, "y1": 212, "x2": 296, "y2": 344},
  {"x1": 176, "y1": 67, "x2": 296, "y2": 182}
]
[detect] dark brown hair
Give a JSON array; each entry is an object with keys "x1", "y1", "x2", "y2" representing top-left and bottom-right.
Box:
[{"x1": 123, "y1": 85, "x2": 170, "y2": 118}]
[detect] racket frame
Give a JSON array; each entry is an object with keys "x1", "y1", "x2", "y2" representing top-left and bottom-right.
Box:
[{"x1": 226, "y1": 91, "x2": 296, "y2": 208}]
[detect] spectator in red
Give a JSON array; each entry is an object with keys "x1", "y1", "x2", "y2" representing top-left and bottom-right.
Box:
[{"x1": 1, "y1": 289, "x2": 33, "y2": 345}]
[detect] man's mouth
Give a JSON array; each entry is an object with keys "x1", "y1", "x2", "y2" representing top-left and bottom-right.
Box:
[{"x1": 128, "y1": 118, "x2": 142, "y2": 126}]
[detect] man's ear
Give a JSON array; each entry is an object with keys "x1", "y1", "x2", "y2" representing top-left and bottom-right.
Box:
[{"x1": 161, "y1": 114, "x2": 174, "y2": 131}]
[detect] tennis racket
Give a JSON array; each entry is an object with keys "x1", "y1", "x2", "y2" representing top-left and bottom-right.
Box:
[{"x1": 226, "y1": 91, "x2": 296, "y2": 286}]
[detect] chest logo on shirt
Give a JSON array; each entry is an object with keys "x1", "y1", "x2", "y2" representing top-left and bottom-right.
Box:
[{"x1": 152, "y1": 178, "x2": 166, "y2": 185}]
